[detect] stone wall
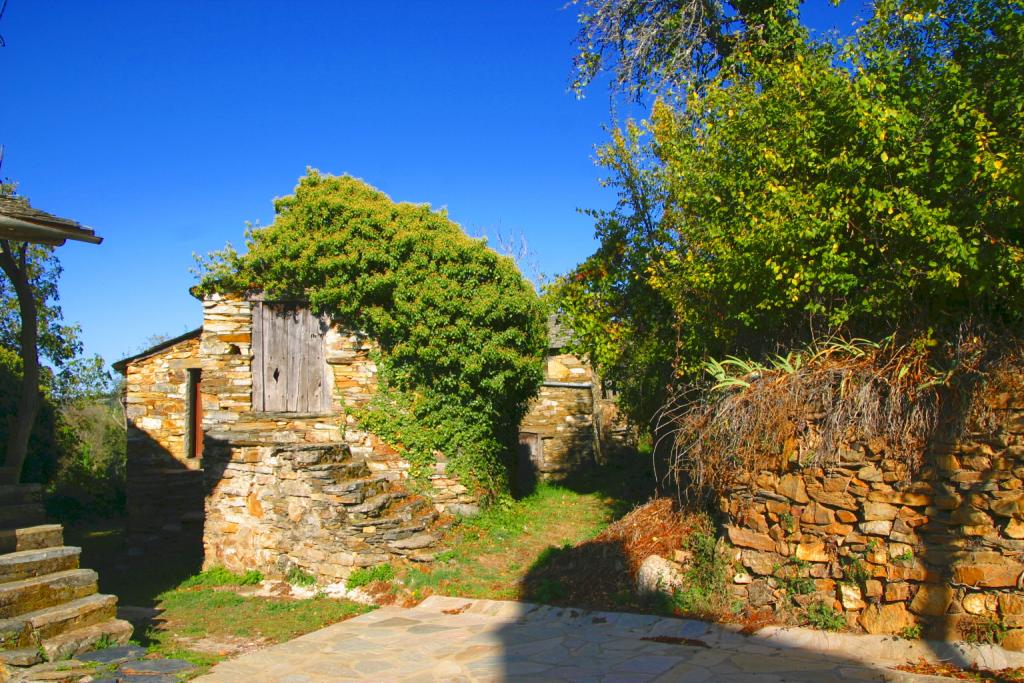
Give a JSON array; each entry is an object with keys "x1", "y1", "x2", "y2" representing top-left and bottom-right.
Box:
[
  {"x1": 121, "y1": 334, "x2": 204, "y2": 539},
  {"x1": 199, "y1": 295, "x2": 468, "y2": 580},
  {"x1": 519, "y1": 352, "x2": 632, "y2": 478},
  {"x1": 123, "y1": 334, "x2": 201, "y2": 469},
  {"x1": 721, "y1": 393, "x2": 1024, "y2": 650}
]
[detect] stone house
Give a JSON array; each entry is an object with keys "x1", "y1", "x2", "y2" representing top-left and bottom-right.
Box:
[
  {"x1": 518, "y1": 316, "x2": 631, "y2": 484},
  {"x1": 115, "y1": 297, "x2": 627, "y2": 581}
]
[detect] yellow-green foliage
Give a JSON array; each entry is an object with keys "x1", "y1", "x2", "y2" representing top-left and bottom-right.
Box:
[
  {"x1": 559, "y1": 0, "x2": 1024, "y2": 423},
  {"x1": 196, "y1": 171, "x2": 546, "y2": 496}
]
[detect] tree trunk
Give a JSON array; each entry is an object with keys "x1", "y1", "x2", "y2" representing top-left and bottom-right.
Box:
[{"x1": 0, "y1": 241, "x2": 40, "y2": 484}]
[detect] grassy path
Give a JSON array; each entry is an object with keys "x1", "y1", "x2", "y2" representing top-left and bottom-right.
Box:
[{"x1": 400, "y1": 469, "x2": 651, "y2": 602}]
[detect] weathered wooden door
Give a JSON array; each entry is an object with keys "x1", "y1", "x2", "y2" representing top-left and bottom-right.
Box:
[{"x1": 251, "y1": 302, "x2": 332, "y2": 413}]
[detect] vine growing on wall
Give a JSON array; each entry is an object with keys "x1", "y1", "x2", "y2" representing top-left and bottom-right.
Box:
[{"x1": 195, "y1": 171, "x2": 547, "y2": 497}]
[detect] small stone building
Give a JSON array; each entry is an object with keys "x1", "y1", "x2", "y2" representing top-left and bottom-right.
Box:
[
  {"x1": 518, "y1": 316, "x2": 632, "y2": 484},
  {"x1": 116, "y1": 297, "x2": 626, "y2": 581}
]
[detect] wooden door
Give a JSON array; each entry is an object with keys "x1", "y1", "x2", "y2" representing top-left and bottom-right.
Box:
[{"x1": 252, "y1": 302, "x2": 332, "y2": 413}]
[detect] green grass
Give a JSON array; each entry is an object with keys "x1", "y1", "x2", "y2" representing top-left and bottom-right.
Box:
[
  {"x1": 141, "y1": 581, "x2": 374, "y2": 675},
  {"x1": 346, "y1": 563, "x2": 395, "y2": 589},
  {"x1": 399, "y1": 478, "x2": 634, "y2": 602},
  {"x1": 70, "y1": 459, "x2": 654, "y2": 675},
  {"x1": 286, "y1": 567, "x2": 317, "y2": 588},
  {"x1": 179, "y1": 566, "x2": 263, "y2": 589}
]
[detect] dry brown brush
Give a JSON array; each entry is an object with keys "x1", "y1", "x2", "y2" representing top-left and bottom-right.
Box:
[{"x1": 660, "y1": 328, "x2": 1017, "y2": 499}]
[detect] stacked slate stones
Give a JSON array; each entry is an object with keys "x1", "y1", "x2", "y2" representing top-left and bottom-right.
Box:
[
  {"x1": 0, "y1": 484, "x2": 132, "y2": 672},
  {"x1": 204, "y1": 442, "x2": 448, "y2": 582}
]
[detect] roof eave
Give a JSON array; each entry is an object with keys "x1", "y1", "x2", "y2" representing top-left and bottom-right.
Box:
[{"x1": 0, "y1": 215, "x2": 103, "y2": 246}]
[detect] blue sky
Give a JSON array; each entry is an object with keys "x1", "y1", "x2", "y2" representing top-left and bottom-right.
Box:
[{"x1": 1, "y1": 0, "x2": 865, "y2": 368}]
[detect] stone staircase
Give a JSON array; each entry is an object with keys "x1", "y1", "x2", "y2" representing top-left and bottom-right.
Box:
[
  {"x1": 205, "y1": 442, "x2": 451, "y2": 582},
  {"x1": 0, "y1": 484, "x2": 132, "y2": 669}
]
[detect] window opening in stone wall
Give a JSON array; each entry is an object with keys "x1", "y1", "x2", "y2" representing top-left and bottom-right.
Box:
[
  {"x1": 251, "y1": 301, "x2": 333, "y2": 413},
  {"x1": 600, "y1": 379, "x2": 619, "y2": 401},
  {"x1": 185, "y1": 368, "x2": 203, "y2": 460}
]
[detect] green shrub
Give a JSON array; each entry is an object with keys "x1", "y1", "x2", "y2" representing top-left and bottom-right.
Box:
[
  {"x1": 195, "y1": 172, "x2": 546, "y2": 497},
  {"x1": 179, "y1": 566, "x2": 263, "y2": 589},
  {"x1": 346, "y1": 564, "x2": 395, "y2": 590},
  {"x1": 841, "y1": 554, "x2": 871, "y2": 586},
  {"x1": 286, "y1": 568, "x2": 317, "y2": 588},
  {"x1": 806, "y1": 602, "x2": 846, "y2": 631},
  {"x1": 898, "y1": 624, "x2": 922, "y2": 640},
  {"x1": 776, "y1": 560, "x2": 815, "y2": 598},
  {"x1": 532, "y1": 578, "x2": 567, "y2": 604},
  {"x1": 669, "y1": 531, "x2": 730, "y2": 618},
  {"x1": 558, "y1": 0, "x2": 1024, "y2": 426}
]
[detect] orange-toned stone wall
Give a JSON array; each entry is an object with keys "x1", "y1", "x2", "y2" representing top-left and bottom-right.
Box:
[
  {"x1": 199, "y1": 295, "x2": 469, "y2": 580},
  {"x1": 520, "y1": 352, "x2": 634, "y2": 478},
  {"x1": 122, "y1": 335, "x2": 204, "y2": 537},
  {"x1": 722, "y1": 395, "x2": 1024, "y2": 650},
  {"x1": 123, "y1": 336, "x2": 201, "y2": 468}
]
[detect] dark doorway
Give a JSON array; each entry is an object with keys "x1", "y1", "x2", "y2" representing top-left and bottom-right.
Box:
[
  {"x1": 516, "y1": 432, "x2": 541, "y2": 497},
  {"x1": 186, "y1": 368, "x2": 203, "y2": 461}
]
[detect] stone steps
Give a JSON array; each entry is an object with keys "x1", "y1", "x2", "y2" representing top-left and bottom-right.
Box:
[
  {"x1": 0, "y1": 524, "x2": 63, "y2": 554},
  {"x1": 0, "y1": 569, "x2": 98, "y2": 619},
  {"x1": 322, "y1": 476, "x2": 389, "y2": 503},
  {"x1": 1, "y1": 593, "x2": 118, "y2": 645},
  {"x1": 39, "y1": 616, "x2": 133, "y2": 662},
  {"x1": 0, "y1": 489, "x2": 132, "y2": 671},
  {"x1": 0, "y1": 617, "x2": 132, "y2": 667},
  {"x1": 346, "y1": 491, "x2": 407, "y2": 517},
  {"x1": 0, "y1": 546, "x2": 80, "y2": 583}
]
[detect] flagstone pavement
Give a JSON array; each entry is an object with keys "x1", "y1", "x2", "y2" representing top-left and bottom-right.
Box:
[{"x1": 195, "y1": 595, "x2": 1024, "y2": 682}]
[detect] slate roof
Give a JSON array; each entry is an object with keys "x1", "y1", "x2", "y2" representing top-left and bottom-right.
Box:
[{"x1": 0, "y1": 196, "x2": 102, "y2": 246}]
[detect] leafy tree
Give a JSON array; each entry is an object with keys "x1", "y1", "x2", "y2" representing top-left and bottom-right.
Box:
[
  {"x1": 0, "y1": 185, "x2": 84, "y2": 482},
  {"x1": 571, "y1": 0, "x2": 802, "y2": 100},
  {"x1": 561, "y1": 0, "x2": 1024, "y2": 420},
  {"x1": 50, "y1": 354, "x2": 117, "y2": 406},
  {"x1": 197, "y1": 171, "x2": 547, "y2": 496},
  {"x1": 553, "y1": 124, "x2": 677, "y2": 425},
  {"x1": 0, "y1": 184, "x2": 123, "y2": 508}
]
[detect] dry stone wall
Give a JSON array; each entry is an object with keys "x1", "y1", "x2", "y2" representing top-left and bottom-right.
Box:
[
  {"x1": 123, "y1": 335, "x2": 200, "y2": 469},
  {"x1": 200, "y1": 295, "x2": 469, "y2": 581},
  {"x1": 721, "y1": 393, "x2": 1024, "y2": 650},
  {"x1": 203, "y1": 442, "x2": 442, "y2": 580},
  {"x1": 120, "y1": 334, "x2": 204, "y2": 539},
  {"x1": 520, "y1": 352, "x2": 633, "y2": 478}
]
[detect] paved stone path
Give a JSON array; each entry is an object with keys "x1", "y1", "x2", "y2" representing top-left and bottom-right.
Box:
[
  {"x1": 9, "y1": 644, "x2": 195, "y2": 682},
  {"x1": 196, "y1": 596, "x2": 1024, "y2": 682}
]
